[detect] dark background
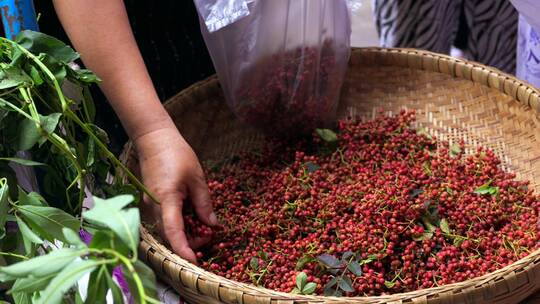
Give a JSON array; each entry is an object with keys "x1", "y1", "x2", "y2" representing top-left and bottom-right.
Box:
[{"x1": 33, "y1": 1, "x2": 216, "y2": 153}]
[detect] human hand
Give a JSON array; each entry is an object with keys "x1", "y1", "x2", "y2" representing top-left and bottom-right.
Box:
[{"x1": 134, "y1": 127, "x2": 217, "y2": 263}]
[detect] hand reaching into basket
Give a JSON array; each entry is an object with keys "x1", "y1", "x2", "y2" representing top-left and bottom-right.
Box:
[
  {"x1": 135, "y1": 127, "x2": 219, "y2": 263},
  {"x1": 54, "y1": 0, "x2": 218, "y2": 263}
]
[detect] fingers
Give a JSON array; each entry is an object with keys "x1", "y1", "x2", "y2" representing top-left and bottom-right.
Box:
[
  {"x1": 189, "y1": 172, "x2": 218, "y2": 227},
  {"x1": 161, "y1": 196, "x2": 198, "y2": 264},
  {"x1": 188, "y1": 236, "x2": 212, "y2": 250}
]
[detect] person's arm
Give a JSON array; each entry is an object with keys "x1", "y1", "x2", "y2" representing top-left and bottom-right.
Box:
[{"x1": 53, "y1": 0, "x2": 217, "y2": 263}]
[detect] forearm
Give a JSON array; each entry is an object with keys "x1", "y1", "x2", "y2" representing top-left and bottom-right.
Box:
[{"x1": 52, "y1": 0, "x2": 176, "y2": 144}]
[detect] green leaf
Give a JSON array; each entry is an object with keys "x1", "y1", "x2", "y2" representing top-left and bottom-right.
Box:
[
  {"x1": 16, "y1": 216, "x2": 43, "y2": 245},
  {"x1": 249, "y1": 257, "x2": 259, "y2": 270},
  {"x1": 409, "y1": 188, "x2": 424, "y2": 199},
  {"x1": 421, "y1": 215, "x2": 438, "y2": 233},
  {"x1": 75, "y1": 290, "x2": 84, "y2": 304},
  {"x1": 37, "y1": 259, "x2": 100, "y2": 304},
  {"x1": 305, "y1": 162, "x2": 320, "y2": 173},
  {"x1": 16, "y1": 30, "x2": 79, "y2": 64},
  {"x1": 347, "y1": 261, "x2": 362, "y2": 277},
  {"x1": 122, "y1": 260, "x2": 157, "y2": 303},
  {"x1": 290, "y1": 287, "x2": 301, "y2": 294},
  {"x1": 29, "y1": 65, "x2": 43, "y2": 85},
  {"x1": 295, "y1": 255, "x2": 314, "y2": 270},
  {"x1": 359, "y1": 255, "x2": 377, "y2": 265},
  {"x1": 17, "y1": 113, "x2": 62, "y2": 150},
  {"x1": 18, "y1": 189, "x2": 45, "y2": 206},
  {"x1": 17, "y1": 205, "x2": 80, "y2": 243},
  {"x1": 341, "y1": 251, "x2": 354, "y2": 261},
  {"x1": 71, "y1": 69, "x2": 100, "y2": 84},
  {"x1": 18, "y1": 118, "x2": 40, "y2": 151},
  {"x1": 81, "y1": 87, "x2": 96, "y2": 123},
  {"x1": 84, "y1": 265, "x2": 109, "y2": 304},
  {"x1": 412, "y1": 231, "x2": 433, "y2": 241},
  {"x1": 86, "y1": 124, "x2": 109, "y2": 144},
  {"x1": 302, "y1": 282, "x2": 317, "y2": 295},
  {"x1": 105, "y1": 268, "x2": 124, "y2": 304},
  {"x1": 11, "y1": 273, "x2": 56, "y2": 293},
  {"x1": 62, "y1": 228, "x2": 86, "y2": 248},
  {"x1": 88, "y1": 230, "x2": 112, "y2": 249},
  {"x1": 323, "y1": 277, "x2": 339, "y2": 296},
  {"x1": 449, "y1": 143, "x2": 461, "y2": 157},
  {"x1": 338, "y1": 276, "x2": 354, "y2": 293},
  {"x1": 12, "y1": 292, "x2": 31, "y2": 304},
  {"x1": 315, "y1": 128, "x2": 338, "y2": 142},
  {"x1": 317, "y1": 254, "x2": 342, "y2": 268},
  {"x1": 384, "y1": 280, "x2": 395, "y2": 288},
  {"x1": 0, "y1": 178, "x2": 9, "y2": 239},
  {"x1": 0, "y1": 65, "x2": 32, "y2": 89},
  {"x1": 474, "y1": 183, "x2": 499, "y2": 196},
  {"x1": 324, "y1": 287, "x2": 342, "y2": 297},
  {"x1": 453, "y1": 236, "x2": 466, "y2": 247},
  {"x1": 258, "y1": 250, "x2": 269, "y2": 261},
  {"x1": 40, "y1": 113, "x2": 62, "y2": 135},
  {"x1": 440, "y1": 218, "x2": 450, "y2": 234},
  {"x1": 0, "y1": 248, "x2": 82, "y2": 281},
  {"x1": 416, "y1": 127, "x2": 432, "y2": 139},
  {"x1": 83, "y1": 195, "x2": 139, "y2": 254},
  {"x1": 115, "y1": 185, "x2": 140, "y2": 205},
  {"x1": 0, "y1": 157, "x2": 45, "y2": 166},
  {"x1": 38, "y1": 54, "x2": 67, "y2": 84},
  {"x1": 296, "y1": 272, "x2": 307, "y2": 290}
]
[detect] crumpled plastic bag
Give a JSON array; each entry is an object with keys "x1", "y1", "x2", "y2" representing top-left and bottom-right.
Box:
[{"x1": 194, "y1": 0, "x2": 352, "y2": 137}]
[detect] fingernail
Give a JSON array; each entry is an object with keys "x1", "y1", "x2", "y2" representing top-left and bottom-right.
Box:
[{"x1": 209, "y1": 212, "x2": 218, "y2": 225}]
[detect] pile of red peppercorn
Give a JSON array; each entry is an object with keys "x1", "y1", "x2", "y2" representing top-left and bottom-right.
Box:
[
  {"x1": 233, "y1": 40, "x2": 344, "y2": 137},
  {"x1": 186, "y1": 110, "x2": 540, "y2": 296}
]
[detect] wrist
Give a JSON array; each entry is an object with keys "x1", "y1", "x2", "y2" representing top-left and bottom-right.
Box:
[{"x1": 133, "y1": 125, "x2": 187, "y2": 159}]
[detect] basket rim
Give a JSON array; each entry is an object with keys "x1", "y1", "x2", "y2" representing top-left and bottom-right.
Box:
[{"x1": 123, "y1": 47, "x2": 540, "y2": 302}]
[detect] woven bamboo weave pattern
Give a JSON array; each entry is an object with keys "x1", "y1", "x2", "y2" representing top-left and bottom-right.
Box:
[{"x1": 121, "y1": 48, "x2": 540, "y2": 303}]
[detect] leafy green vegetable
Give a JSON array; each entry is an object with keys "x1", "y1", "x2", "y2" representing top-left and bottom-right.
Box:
[
  {"x1": 16, "y1": 31, "x2": 79, "y2": 64},
  {"x1": 84, "y1": 265, "x2": 109, "y2": 304},
  {"x1": 317, "y1": 254, "x2": 342, "y2": 268},
  {"x1": 296, "y1": 272, "x2": 308, "y2": 290},
  {"x1": 37, "y1": 259, "x2": 100, "y2": 304},
  {"x1": 291, "y1": 272, "x2": 317, "y2": 295},
  {"x1": 0, "y1": 157, "x2": 45, "y2": 166},
  {"x1": 62, "y1": 228, "x2": 86, "y2": 248},
  {"x1": 440, "y1": 218, "x2": 451, "y2": 234},
  {"x1": 11, "y1": 273, "x2": 57, "y2": 293},
  {"x1": 474, "y1": 182, "x2": 499, "y2": 195},
  {"x1": 0, "y1": 178, "x2": 9, "y2": 239},
  {"x1": 122, "y1": 260, "x2": 158, "y2": 303},
  {"x1": 83, "y1": 195, "x2": 139, "y2": 254},
  {"x1": 16, "y1": 216, "x2": 43, "y2": 247},
  {"x1": 0, "y1": 248, "x2": 82, "y2": 280},
  {"x1": 449, "y1": 143, "x2": 461, "y2": 157},
  {"x1": 17, "y1": 205, "x2": 80, "y2": 243},
  {"x1": 384, "y1": 280, "x2": 395, "y2": 288},
  {"x1": 0, "y1": 30, "x2": 158, "y2": 303},
  {"x1": 315, "y1": 128, "x2": 338, "y2": 142}
]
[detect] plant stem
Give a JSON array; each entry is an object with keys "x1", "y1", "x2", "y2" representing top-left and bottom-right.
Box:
[
  {"x1": 0, "y1": 251, "x2": 29, "y2": 260},
  {"x1": 97, "y1": 249, "x2": 146, "y2": 304},
  {"x1": 3, "y1": 37, "x2": 158, "y2": 204},
  {"x1": 64, "y1": 109, "x2": 159, "y2": 204},
  {"x1": 1, "y1": 38, "x2": 68, "y2": 111}
]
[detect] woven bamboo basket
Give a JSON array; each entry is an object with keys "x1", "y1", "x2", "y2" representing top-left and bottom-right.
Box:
[{"x1": 121, "y1": 48, "x2": 540, "y2": 304}]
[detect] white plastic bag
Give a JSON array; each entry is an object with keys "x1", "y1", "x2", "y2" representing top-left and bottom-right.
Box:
[{"x1": 195, "y1": 0, "x2": 351, "y2": 137}]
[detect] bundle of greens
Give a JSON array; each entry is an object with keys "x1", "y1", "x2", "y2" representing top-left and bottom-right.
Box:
[{"x1": 0, "y1": 31, "x2": 157, "y2": 303}]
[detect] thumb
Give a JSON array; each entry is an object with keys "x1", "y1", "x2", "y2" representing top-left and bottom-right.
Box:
[{"x1": 189, "y1": 173, "x2": 218, "y2": 227}]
